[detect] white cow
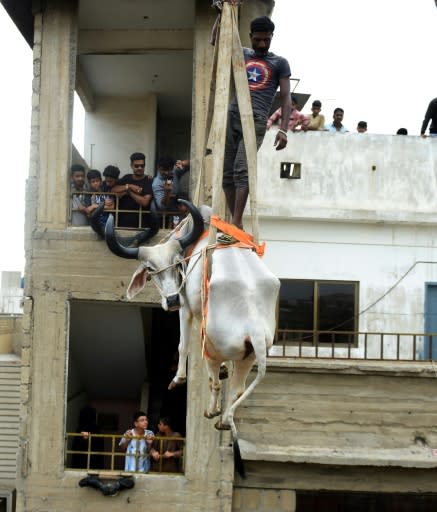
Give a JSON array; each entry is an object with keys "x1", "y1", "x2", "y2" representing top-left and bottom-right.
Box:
[{"x1": 105, "y1": 201, "x2": 279, "y2": 445}]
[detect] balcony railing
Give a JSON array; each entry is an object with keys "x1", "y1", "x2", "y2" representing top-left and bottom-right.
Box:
[
  {"x1": 65, "y1": 433, "x2": 185, "y2": 474},
  {"x1": 271, "y1": 329, "x2": 437, "y2": 362},
  {"x1": 71, "y1": 192, "x2": 180, "y2": 230}
]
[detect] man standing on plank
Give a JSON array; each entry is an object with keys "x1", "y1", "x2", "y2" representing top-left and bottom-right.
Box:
[{"x1": 221, "y1": 15, "x2": 291, "y2": 236}]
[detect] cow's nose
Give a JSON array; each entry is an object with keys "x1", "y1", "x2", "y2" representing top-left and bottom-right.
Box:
[{"x1": 166, "y1": 294, "x2": 180, "y2": 310}]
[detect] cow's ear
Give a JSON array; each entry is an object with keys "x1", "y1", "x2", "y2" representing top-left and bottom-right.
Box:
[{"x1": 126, "y1": 266, "x2": 149, "y2": 300}]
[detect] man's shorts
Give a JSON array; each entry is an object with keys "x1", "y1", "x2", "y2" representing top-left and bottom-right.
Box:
[{"x1": 223, "y1": 110, "x2": 267, "y2": 189}]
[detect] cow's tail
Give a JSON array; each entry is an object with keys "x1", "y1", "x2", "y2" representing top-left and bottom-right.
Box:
[{"x1": 228, "y1": 332, "x2": 268, "y2": 480}]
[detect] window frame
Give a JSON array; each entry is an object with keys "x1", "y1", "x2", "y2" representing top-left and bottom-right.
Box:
[{"x1": 276, "y1": 279, "x2": 360, "y2": 347}]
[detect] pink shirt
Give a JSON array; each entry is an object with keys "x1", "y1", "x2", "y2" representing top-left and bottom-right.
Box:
[{"x1": 267, "y1": 107, "x2": 310, "y2": 131}]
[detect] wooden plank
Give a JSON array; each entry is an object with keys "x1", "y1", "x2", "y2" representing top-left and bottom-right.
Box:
[
  {"x1": 209, "y1": 2, "x2": 234, "y2": 239},
  {"x1": 230, "y1": 8, "x2": 259, "y2": 243},
  {"x1": 193, "y1": 29, "x2": 219, "y2": 206}
]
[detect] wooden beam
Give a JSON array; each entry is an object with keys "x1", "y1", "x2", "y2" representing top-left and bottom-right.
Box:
[
  {"x1": 78, "y1": 29, "x2": 193, "y2": 55},
  {"x1": 209, "y1": 1, "x2": 234, "y2": 236},
  {"x1": 231, "y1": 8, "x2": 259, "y2": 244}
]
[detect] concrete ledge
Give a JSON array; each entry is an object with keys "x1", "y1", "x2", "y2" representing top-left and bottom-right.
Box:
[
  {"x1": 239, "y1": 439, "x2": 437, "y2": 469},
  {"x1": 266, "y1": 357, "x2": 437, "y2": 378}
]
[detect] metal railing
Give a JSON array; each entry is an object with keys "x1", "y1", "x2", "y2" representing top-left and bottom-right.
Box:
[
  {"x1": 71, "y1": 192, "x2": 180, "y2": 230},
  {"x1": 271, "y1": 329, "x2": 437, "y2": 362},
  {"x1": 65, "y1": 432, "x2": 185, "y2": 474}
]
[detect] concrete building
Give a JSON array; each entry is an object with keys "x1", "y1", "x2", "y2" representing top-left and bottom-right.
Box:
[{"x1": 2, "y1": 0, "x2": 437, "y2": 511}]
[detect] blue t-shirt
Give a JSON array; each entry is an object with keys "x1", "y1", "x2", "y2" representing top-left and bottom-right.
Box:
[{"x1": 230, "y1": 48, "x2": 291, "y2": 120}]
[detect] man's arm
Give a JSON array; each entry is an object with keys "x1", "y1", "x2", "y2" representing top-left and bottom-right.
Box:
[
  {"x1": 274, "y1": 77, "x2": 291, "y2": 150},
  {"x1": 300, "y1": 113, "x2": 310, "y2": 131},
  {"x1": 128, "y1": 191, "x2": 152, "y2": 209},
  {"x1": 152, "y1": 180, "x2": 166, "y2": 210},
  {"x1": 267, "y1": 108, "x2": 282, "y2": 130},
  {"x1": 112, "y1": 183, "x2": 143, "y2": 195}
]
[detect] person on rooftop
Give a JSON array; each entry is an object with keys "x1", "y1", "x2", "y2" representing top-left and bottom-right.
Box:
[
  {"x1": 267, "y1": 95, "x2": 309, "y2": 132},
  {"x1": 357, "y1": 121, "x2": 367, "y2": 133},
  {"x1": 306, "y1": 99, "x2": 325, "y2": 131},
  {"x1": 420, "y1": 97, "x2": 437, "y2": 138},
  {"x1": 325, "y1": 107, "x2": 349, "y2": 133}
]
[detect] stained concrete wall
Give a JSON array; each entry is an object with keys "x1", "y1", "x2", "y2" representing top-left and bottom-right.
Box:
[
  {"x1": 84, "y1": 95, "x2": 157, "y2": 175},
  {"x1": 0, "y1": 316, "x2": 22, "y2": 356},
  {"x1": 255, "y1": 130, "x2": 437, "y2": 224}
]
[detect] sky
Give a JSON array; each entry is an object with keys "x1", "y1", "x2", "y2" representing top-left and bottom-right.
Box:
[{"x1": 0, "y1": 0, "x2": 436, "y2": 274}]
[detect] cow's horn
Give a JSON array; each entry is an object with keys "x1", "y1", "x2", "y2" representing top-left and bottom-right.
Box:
[
  {"x1": 89, "y1": 203, "x2": 105, "y2": 238},
  {"x1": 104, "y1": 214, "x2": 139, "y2": 259},
  {"x1": 94, "y1": 205, "x2": 159, "y2": 247},
  {"x1": 177, "y1": 200, "x2": 204, "y2": 249}
]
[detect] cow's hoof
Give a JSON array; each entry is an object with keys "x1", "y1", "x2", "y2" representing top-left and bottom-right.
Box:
[
  {"x1": 214, "y1": 420, "x2": 231, "y2": 431},
  {"x1": 204, "y1": 409, "x2": 221, "y2": 419},
  {"x1": 168, "y1": 377, "x2": 186, "y2": 390}
]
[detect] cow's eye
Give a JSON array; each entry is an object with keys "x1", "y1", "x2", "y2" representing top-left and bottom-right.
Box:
[{"x1": 145, "y1": 264, "x2": 155, "y2": 273}]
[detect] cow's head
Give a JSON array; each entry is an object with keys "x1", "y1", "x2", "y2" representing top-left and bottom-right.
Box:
[{"x1": 105, "y1": 200, "x2": 204, "y2": 311}]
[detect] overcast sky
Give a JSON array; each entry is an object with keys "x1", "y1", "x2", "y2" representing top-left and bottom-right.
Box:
[
  {"x1": 272, "y1": 0, "x2": 437, "y2": 135},
  {"x1": 0, "y1": 0, "x2": 436, "y2": 273}
]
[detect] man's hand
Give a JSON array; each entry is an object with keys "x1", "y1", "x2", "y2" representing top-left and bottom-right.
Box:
[
  {"x1": 274, "y1": 131, "x2": 288, "y2": 150},
  {"x1": 104, "y1": 198, "x2": 114, "y2": 209},
  {"x1": 163, "y1": 450, "x2": 174, "y2": 459},
  {"x1": 127, "y1": 184, "x2": 143, "y2": 194},
  {"x1": 175, "y1": 159, "x2": 189, "y2": 170}
]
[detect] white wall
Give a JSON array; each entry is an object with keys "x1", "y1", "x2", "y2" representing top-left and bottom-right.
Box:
[
  {"x1": 255, "y1": 130, "x2": 437, "y2": 224},
  {"x1": 254, "y1": 132, "x2": 437, "y2": 358},
  {"x1": 84, "y1": 95, "x2": 157, "y2": 175}
]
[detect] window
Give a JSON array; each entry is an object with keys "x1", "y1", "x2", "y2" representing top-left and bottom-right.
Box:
[
  {"x1": 65, "y1": 300, "x2": 186, "y2": 475},
  {"x1": 277, "y1": 280, "x2": 358, "y2": 344}
]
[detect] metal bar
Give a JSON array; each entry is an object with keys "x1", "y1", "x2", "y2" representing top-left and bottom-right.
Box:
[
  {"x1": 396, "y1": 334, "x2": 400, "y2": 360},
  {"x1": 413, "y1": 334, "x2": 417, "y2": 361},
  {"x1": 331, "y1": 331, "x2": 335, "y2": 358},
  {"x1": 364, "y1": 332, "x2": 368, "y2": 360},
  {"x1": 111, "y1": 436, "x2": 115, "y2": 470},
  {"x1": 380, "y1": 333, "x2": 384, "y2": 360}
]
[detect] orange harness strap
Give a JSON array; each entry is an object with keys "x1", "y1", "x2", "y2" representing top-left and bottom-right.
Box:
[
  {"x1": 210, "y1": 215, "x2": 265, "y2": 257},
  {"x1": 200, "y1": 217, "x2": 267, "y2": 360}
]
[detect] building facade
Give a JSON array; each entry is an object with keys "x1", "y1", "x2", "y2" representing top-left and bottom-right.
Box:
[{"x1": 1, "y1": 0, "x2": 437, "y2": 511}]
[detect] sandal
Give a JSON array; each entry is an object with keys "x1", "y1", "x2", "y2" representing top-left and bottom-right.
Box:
[{"x1": 217, "y1": 233, "x2": 238, "y2": 244}]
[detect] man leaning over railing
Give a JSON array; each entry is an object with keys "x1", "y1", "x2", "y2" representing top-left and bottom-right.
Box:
[
  {"x1": 111, "y1": 152, "x2": 154, "y2": 229},
  {"x1": 152, "y1": 157, "x2": 190, "y2": 228}
]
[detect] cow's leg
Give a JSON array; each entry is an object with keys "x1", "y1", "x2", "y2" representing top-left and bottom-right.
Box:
[
  {"x1": 215, "y1": 353, "x2": 255, "y2": 430},
  {"x1": 168, "y1": 307, "x2": 192, "y2": 390},
  {"x1": 204, "y1": 358, "x2": 222, "y2": 419}
]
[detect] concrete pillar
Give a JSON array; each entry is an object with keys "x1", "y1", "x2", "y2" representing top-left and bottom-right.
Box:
[
  {"x1": 190, "y1": 0, "x2": 217, "y2": 205},
  {"x1": 37, "y1": 0, "x2": 78, "y2": 229},
  {"x1": 185, "y1": 321, "x2": 234, "y2": 511}
]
